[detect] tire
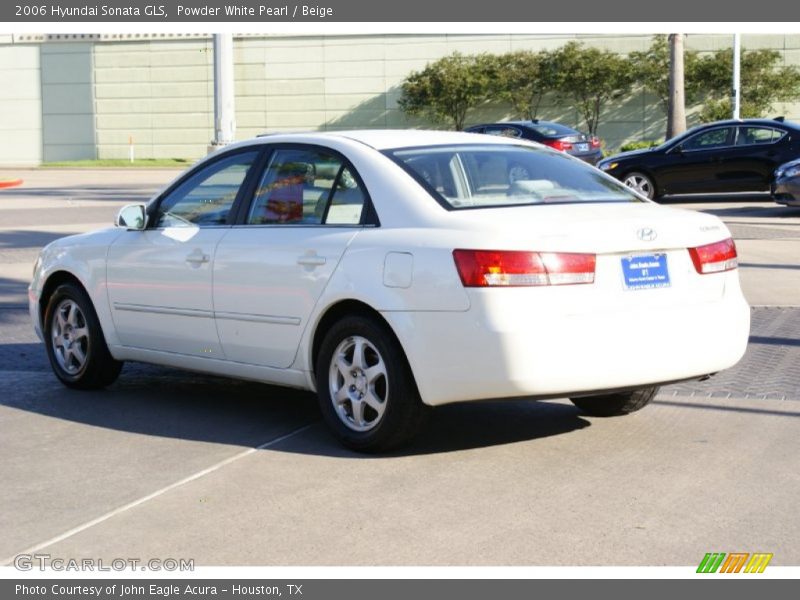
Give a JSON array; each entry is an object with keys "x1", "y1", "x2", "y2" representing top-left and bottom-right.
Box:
[
  {"x1": 622, "y1": 171, "x2": 657, "y2": 200},
  {"x1": 315, "y1": 315, "x2": 429, "y2": 452},
  {"x1": 43, "y1": 282, "x2": 123, "y2": 390},
  {"x1": 570, "y1": 386, "x2": 659, "y2": 417}
]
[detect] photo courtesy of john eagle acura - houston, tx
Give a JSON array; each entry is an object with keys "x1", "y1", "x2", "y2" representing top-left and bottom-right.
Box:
[{"x1": 29, "y1": 130, "x2": 750, "y2": 451}]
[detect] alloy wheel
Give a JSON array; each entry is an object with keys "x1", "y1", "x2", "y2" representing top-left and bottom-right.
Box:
[
  {"x1": 623, "y1": 173, "x2": 654, "y2": 198},
  {"x1": 328, "y1": 335, "x2": 388, "y2": 432},
  {"x1": 51, "y1": 299, "x2": 90, "y2": 374}
]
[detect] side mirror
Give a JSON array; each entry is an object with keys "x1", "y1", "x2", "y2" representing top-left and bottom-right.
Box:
[{"x1": 116, "y1": 204, "x2": 148, "y2": 230}]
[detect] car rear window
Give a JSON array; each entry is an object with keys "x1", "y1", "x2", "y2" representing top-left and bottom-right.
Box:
[
  {"x1": 529, "y1": 123, "x2": 577, "y2": 137},
  {"x1": 386, "y1": 144, "x2": 642, "y2": 209}
]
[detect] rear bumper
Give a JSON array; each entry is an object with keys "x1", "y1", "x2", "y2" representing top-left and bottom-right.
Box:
[
  {"x1": 384, "y1": 280, "x2": 750, "y2": 406},
  {"x1": 772, "y1": 177, "x2": 800, "y2": 206},
  {"x1": 571, "y1": 150, "x2": 604, "y2": 166}
]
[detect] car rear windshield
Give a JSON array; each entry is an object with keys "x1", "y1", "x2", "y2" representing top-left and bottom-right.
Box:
[
  {"x1": 529, "y1": 123, "x2": 577, "y2": 137},
  {"x1": 386, "y1": 144, "x2": 641, "y2": 209}
]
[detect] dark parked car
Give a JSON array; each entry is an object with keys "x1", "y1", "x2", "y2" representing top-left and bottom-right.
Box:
[
  {"x1": 465, "y1": 120, "x2": 603, "y2": 165},
  {"x1": 772, "y1": 158, "x2": 800, "y2": 206},
  {"x1": 598, "y1": 118, "x2": 800, "y2": 199}
]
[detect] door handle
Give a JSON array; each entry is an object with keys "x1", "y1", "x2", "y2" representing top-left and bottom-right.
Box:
[
  {"x1": 297, "y1": 254, "x2": 326, "y2": 267},
  {"x1": 185, "y1": 252, "x2": 210, "y2": 264}
]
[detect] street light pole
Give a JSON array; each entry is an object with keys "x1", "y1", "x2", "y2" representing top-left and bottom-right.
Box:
[
  {"x1": 732, "y1": 33, "x2": 741, "y2": 120},
  {"x1": 210, "y1": 33, "x2": 236, "y2": 152}
]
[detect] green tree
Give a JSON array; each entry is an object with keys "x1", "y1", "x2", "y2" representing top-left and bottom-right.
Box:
[
  {"x1": 550, "y1": 42, "x2": 635, "y2": 136},
  {"x1": 398, "y1": 52, "x2": 494, "y2": 130},
  {"x1": 694, "y1": 47, "x2": 800, "y2": 121},
  {"x1": 494, "y1": 50, "x2": 559, "y2": 120},
  {"x1": 630, "y1": 35, "x2": 700, "y2": 115}
]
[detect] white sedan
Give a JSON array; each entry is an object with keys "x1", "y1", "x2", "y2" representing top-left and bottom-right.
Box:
[{"x1": 29, "y1": 130, "x2": 750, "y2": 451}]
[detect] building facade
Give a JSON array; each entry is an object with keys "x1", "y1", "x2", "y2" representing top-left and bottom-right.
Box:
[{"x1": 2, "y1": 32, "x2": 800, "y2": 165}]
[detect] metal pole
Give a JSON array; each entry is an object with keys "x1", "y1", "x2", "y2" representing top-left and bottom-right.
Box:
[
  {"x1": 732, "y1": 33, "x2": 741, "y2": 120},
  {"x1": 210, "y1": 33, "x2": 236, "y2": 151}
]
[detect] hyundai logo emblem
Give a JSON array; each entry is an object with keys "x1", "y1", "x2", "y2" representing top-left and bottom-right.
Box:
[{"x1": 637, "y1": 227, "x2": 657, "y2": 241}]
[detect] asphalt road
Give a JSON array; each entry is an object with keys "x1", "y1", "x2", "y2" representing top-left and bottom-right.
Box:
[{"x1": 1, "y1": 169, "x2": 799, "y2": 567}]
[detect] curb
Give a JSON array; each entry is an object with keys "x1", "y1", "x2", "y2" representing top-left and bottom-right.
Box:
[{"x1": 0, "y1": 179, "x2": 23, "y2": 189}]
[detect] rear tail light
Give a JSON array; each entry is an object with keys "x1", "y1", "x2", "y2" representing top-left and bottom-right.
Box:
[
  {"x1": 590, "y1": 136, "x2": 602, "y2": 149},
  {"x1": 688, "y1": 238, "x2": 738, "y2": 274},
  {"x1": 543, "y1": 138, "x2": 574, "y2": 152},
  {"x1": 453, "y1": 249, "x2": 596, "y2": 287}
]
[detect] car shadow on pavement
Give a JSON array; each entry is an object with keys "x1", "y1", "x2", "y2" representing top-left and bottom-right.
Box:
[
  {"x1": 701, "y1": 206, "x2": 800, "y2": 219},
  {"x1": 0, "y1": 278, "x2": 30, "y2": 309},
  {"x1": 658, "y1": 193, "x2": 774, "y2": 204},
  {"x1": 369, "y1": 400, "x2": 590, "y2": 457},
  {"x1": 0, "y1": 229, "x2": 81, "y2": 250},
  {"x1": 2, "y1": 359, "x2": 592, "y2": 456}
]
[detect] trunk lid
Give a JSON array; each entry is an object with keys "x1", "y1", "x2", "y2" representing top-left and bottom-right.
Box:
[{"x1": 436, "y1": 202, "x2": 735, "y2": 308}]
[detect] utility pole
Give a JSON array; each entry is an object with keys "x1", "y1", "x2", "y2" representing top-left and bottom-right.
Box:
[
  {"x1": 732, "y1": 33, "x2": 741, "y2": 120},
  {"x1": 209, "y1": 33, "x2": 236, "y2": 152},
  {"x1": 667, "y1": 33, "x2": 687, "y2": 140}
]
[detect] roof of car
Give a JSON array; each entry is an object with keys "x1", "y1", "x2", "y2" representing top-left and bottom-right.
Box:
[
  {"x1": 248, "y1": 129, "x2": 522, "y2": 151},
  {"x1": 696, "y1": 118, "x2": 798, "y2": 129},
  {"x1": 467, "y1": 120, "x2": 569, "y2": 128}
]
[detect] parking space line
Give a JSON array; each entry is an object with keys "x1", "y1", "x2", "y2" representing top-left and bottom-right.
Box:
[{"x1": 0, "y1": 422, "x2": 316, "y2": 566}]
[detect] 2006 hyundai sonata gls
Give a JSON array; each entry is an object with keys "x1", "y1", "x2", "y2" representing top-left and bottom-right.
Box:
[{"x1": 30, "y1": 130, "x2": 750, "y2": 451}]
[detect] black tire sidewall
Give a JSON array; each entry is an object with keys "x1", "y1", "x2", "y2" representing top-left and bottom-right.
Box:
[
  {"x1": 43, "y1": 283, "x2": 117, "y2": 388},
  {"x1": 314, "y1": 315, "x2": 422, "y2": 451},
  {"x1": 571, "y1": 386, "x2": 659, "y2": 417}
]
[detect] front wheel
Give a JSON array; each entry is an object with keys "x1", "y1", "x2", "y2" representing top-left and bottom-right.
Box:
[
  {"x1": 44, "y1": 282, "x2": 123, "y2": 389},
  {"x1": 623, "y1": 171, "x2": 657, "y2": 199},
  {"x1": 315, "y1": 315, "x2": 428, "y2": 452},
  {"x1": 570, "y1": 386, "x2": 659, "y2": 417}
]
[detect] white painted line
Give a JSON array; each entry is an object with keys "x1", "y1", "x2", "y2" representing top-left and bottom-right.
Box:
[{"x1": 0, "y1": 422, "x2": 316, "y2": 566}]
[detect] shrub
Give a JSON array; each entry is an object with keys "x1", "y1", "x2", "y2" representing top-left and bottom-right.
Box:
[{"x1": 619, "y1": 140, "x2": 662, "y2": 152}]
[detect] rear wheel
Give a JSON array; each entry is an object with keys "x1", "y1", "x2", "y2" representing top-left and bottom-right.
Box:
[
  {"x1": 315, "y1": 315, "x2": 428, "y2": 452},
  {"x1": 570, "y1": 386, "x2": 659, "y2": 417},
  {"x1": 44, "y1": 282, "x2": 123, "y2": 389},
  {"x1": 623, "y1": 171, "x2": 657, "y2": 199}
]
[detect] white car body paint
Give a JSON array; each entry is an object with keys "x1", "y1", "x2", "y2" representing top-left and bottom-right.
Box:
[{"x1": 30, "y1": 130, "x2": 750, "y2": 406}]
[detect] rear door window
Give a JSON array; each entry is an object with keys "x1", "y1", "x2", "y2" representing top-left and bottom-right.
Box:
[
  {"x1": 736, "y1": 126, "x2": 785, "y2": 146},
  {"x1": 247, "y1": 148, "x2": 366, "y2": 225},
  {"x1": 484, "y1": 126, "x2": 523, "y2": 138}
]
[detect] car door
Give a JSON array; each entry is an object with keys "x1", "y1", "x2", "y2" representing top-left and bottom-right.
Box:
[
  {"x1": 659, "y1": 126, "x2": 736, "y2": 193},
  {"x1": 730, "y1": 126, "x2": 789, "y2": 189},
  {"x1": 106, "y1": 149, "x2": 262, "y2": 357},
  {"x1": 212, "y1": 145, "x2": 373, "y2": 368}
]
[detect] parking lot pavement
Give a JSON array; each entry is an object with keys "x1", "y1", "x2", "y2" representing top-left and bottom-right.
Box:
[{"x1": 1, "y1": 172, "x2": 799, "y2": 566}]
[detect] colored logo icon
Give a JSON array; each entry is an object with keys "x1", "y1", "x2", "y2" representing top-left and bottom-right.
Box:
[{"x1": 697, "y1": 552, "x2": 773, "y2": 573}]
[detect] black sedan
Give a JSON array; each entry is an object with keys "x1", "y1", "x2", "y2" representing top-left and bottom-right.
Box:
[
  {"x1": 772, "y1": 158, "x2": 800, "y2": 206},
  {"x1": 598, "y1": 118, "x2": 800, "y2": 199},
  {"x1": 465, "y1": 120, "x2": 604, "y2": 165}
]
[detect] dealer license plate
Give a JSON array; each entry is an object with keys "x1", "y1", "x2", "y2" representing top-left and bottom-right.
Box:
[{"x1": 621, "y1": 254, "x2": 670, "y2": 290}]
